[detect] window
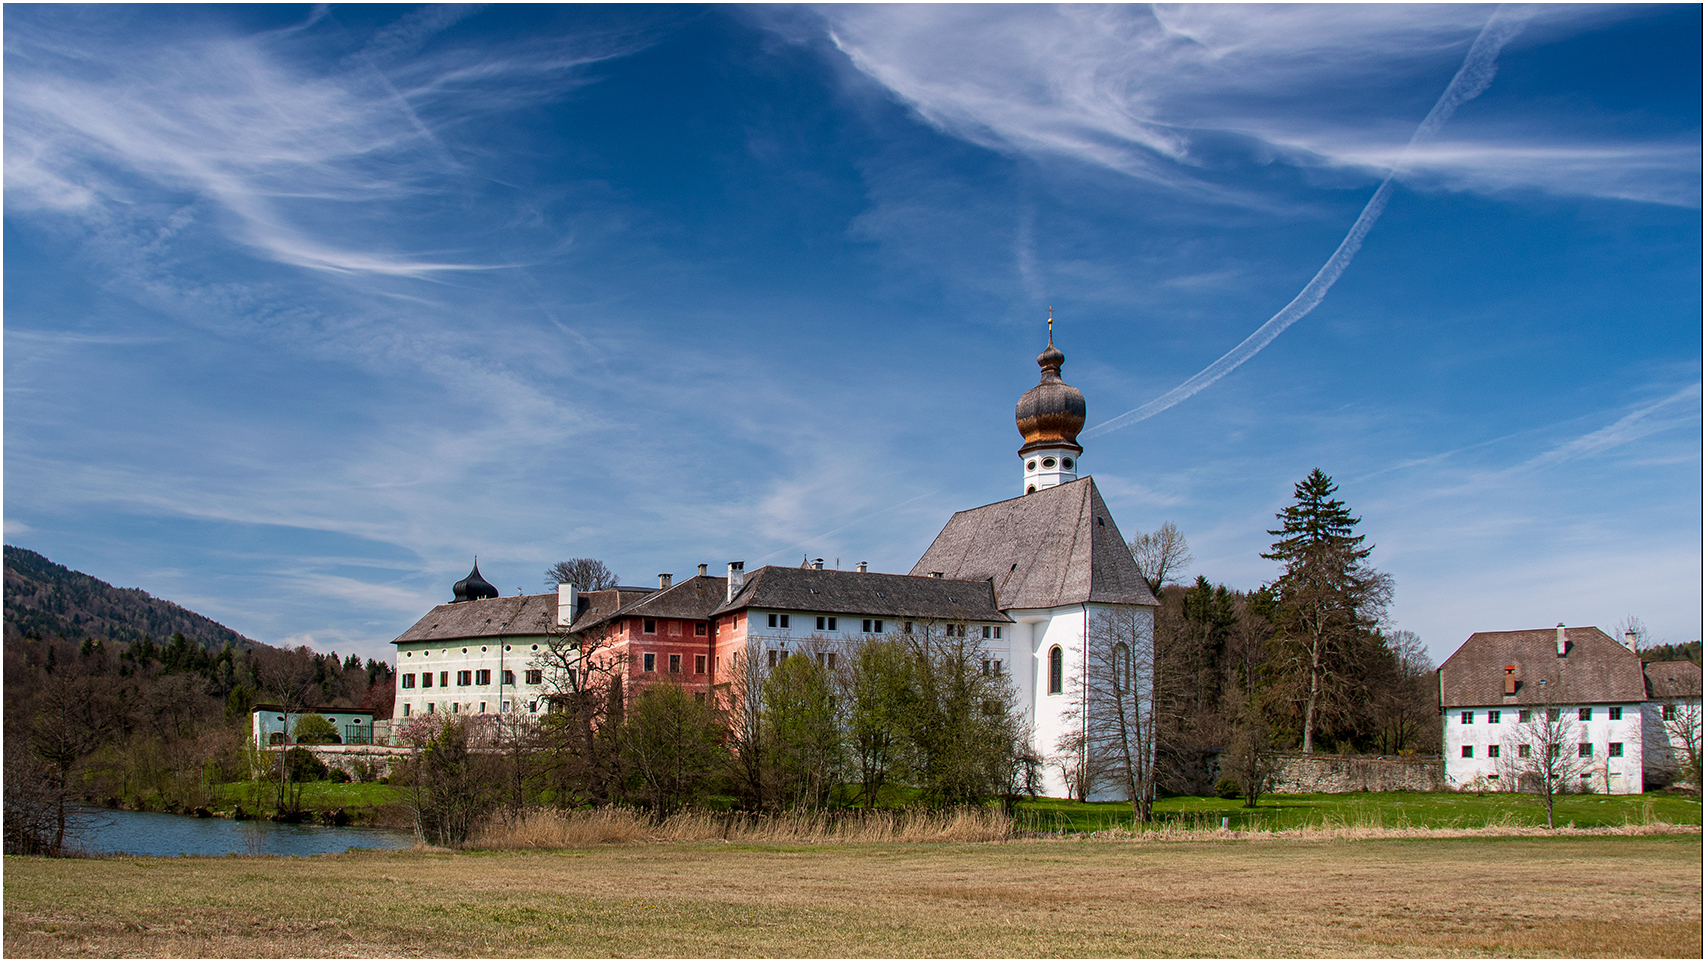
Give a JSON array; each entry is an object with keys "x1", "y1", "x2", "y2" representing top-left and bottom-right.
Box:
[
  {"x1": 1578, "y1": 707, "x2": 1592, "y2": 722},
  {"x1": 992, "y1": 659, "x2": 1004, "y2": 675},
  {"x1": 426, "y1": 702, "x2": 436, "y2": 714},
  {"x1": 475, "y1": 669, "x2": 491, "y2": 685},
  {"x1": 768, "y1": 613, "x2": 777, "y2": 628},
  {"x1": 1608, "y1": 707, "x2": 1622, "y2": 721},
  {"x1": 1048, "y1": 646, "x2": 1063, "y2": 695},
  {"x1": 1461, "y1": 746, "x2": 1474, "y2": 758},
  {"x1": 529, "y1": 701, "x2": 538, "y2": 713},
  {"x1": 525, "y1": 669, "x2": 542, "y2": 685},
  {"x1": 1546, "y1": 708, "x2": 1560, "y2": 722},
  {"x1": 982, "y1": 659, "x2": 992, "y2": 676},
  {"x1": 863, "y1": 619, "x2": 872, "y2": 632},
  {"x1": 403, "y1": 703, "x2": 411, "y2": 717},
  {"x1": 1663, "y1": 704, "x2": 1677, "y2": 721},
  {"x1": 695, "y1": 654, "x2": 707, "y2": 674},
  {"x1": 1042, "y1": 457, "x2": 1057, "y2": 468},
  {"x1": 669, "y1": 654, "x2": 681, "y2": 673},
  {"x1": 503, "y1": 670, "x2": 515, "y2": 685},
  {"x1": 1487, "y1": 710, "x2": 1500, "y2": 724},
  {"x1": 452, "y1": 703, "x2": 460, "y2": 713},
  {"x1": 1062, "y1": 458, "x2": 1074, "y2": 470},
  {"x1": 1026, "y1": 460, "x2": 1037, "y2": 471},
  {"x1": 1027, "y1": 486, "x2": 1037, "y2": 494},
  {"x1": 767, "y1": 650, "x2": 778, "y2": 669},
  {"x1": 1113, "y1": 642, "x2": 1131, "y2": 693},
  {"x1": 1608, "y1": 742, "x2": 1623, "y2": 757},
  {"x1": 946, "y1": 624, "x2": 965, "y2": 637},
  {"x1": 828, "y1": 652, "x2": 836, "y2": 669},
  {"x1": 1461, "y1": 711, "x2": 1473, "y2": 724},
  {"x1": 671, "y1": 621, "x2": 682, "y2": 635},
  {"x1": 695, "y1": 623, "x2": 707, "y2": 636},
  {"x1": 457, "y1": 670, "x2": 472, "y2": 686},
  {"x1": 480, "y1": 702, "x2": 487, "y2": 713},
  {"x1": 983, "y1": 626, "x2": 992, "y2": 638},
  {"x1": 644, "y1": 653, "x2": 656, "y2": 672},
  {"x1": 422, "y1": 673, "x2": 434, "y2": 688},
  {"x1": 993, "y1": 627, "x2": 1002, "y2": 639},
  {"x1": 816, "y1": 616, "x2": 836, "y2": 630},
  {"x1": 1578, "y1": 743, "x2": 1593, "y2": 758},
  {"x1": 1518, "y1": 709, "x2": 1531, "y2": 722},
  {"x1": 1518, "y1": 744, "x2": 1531, "y2": 758},
  {"x1": 644, "y1": 619, "x2": 656, "y2": 634},
  {"x1": 402, "y1": 673, "x2": 416, "y2": 689},
  {"x1": 903, "y1": 622, "x2": 913, "y2": 634},
  {"x1": 1488, "y1": 745, "x2": 1500, "y2": 759},
  {"x1": 502, "y1": 701, "x2": 510, "y2": 712}
]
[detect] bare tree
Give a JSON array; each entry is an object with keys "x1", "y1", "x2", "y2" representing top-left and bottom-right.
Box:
[
  {"x1": 1497, "y1": 703, "x2": 1592, "y2": 829},
  {"x1": 535, "y1": 619, "x2": 625, "y2": 805},
  {"x1": 1129, "y1": 522, "x2": 1193, "y2": 595},
  {"x1": 1372, "y1": 630, "x2": 1438, "y2": 755},
  {"x1": 1655, "y1": 700, "x2": 1703, "y2": 790},
  {"x1": 544, "y1": 558, "x2": 619, "y2": 590},
  {"x1": 1611, "y1": 614, "x2": 1649, "y2": 649},
  {"x1": 1068, "y1": 608, "x2": 1161, "y2": 820},
  {"x1": 718, "y1": 637, "x2": 773, "y2": 811}
]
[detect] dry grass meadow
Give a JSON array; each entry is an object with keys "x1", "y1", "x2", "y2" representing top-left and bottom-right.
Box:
[{"x1": 5, "y1": 830, "x2": 1701, "y2": 958}]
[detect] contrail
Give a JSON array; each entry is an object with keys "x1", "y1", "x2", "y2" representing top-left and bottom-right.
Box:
[{"x1": 1082, "y1": 7, "x2": 1529, "y2": 440}]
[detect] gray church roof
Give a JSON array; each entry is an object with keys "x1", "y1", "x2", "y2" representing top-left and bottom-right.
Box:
[
  {"x1": 709, "y1": 566, "x2": 1009, "y2": 623},
  {"x1": 909, "y1": 476, "x2": 1157, "y2": 610},
  {"x1": 1439, "y1": 626, "x2": 1648, "y2": 707}
]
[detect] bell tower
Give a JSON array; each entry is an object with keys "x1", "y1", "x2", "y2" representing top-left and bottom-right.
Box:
[{"x1": 1014, "y1": 311, "x2": 1086, "y2": 495}]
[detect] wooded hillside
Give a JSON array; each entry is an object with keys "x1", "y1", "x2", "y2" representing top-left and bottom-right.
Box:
[{"x1": 4, "y1": 545, "x2": 257, "y2": 650}]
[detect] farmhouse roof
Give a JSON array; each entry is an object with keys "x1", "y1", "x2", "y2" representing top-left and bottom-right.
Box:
[
  {"x1": 909, "y1": 476, "x2": 1156, "y2": 610},
  {"x1": 573, "y1": 575, "x2": 728, "y2": 633},
  {"x1": 565, "y1": 587, "x2": 660, "y2": 634},
  {"x1": 1438, "y1": 626, "x2": 1646, "y2": 707},
  {"x1": 1644, "y1": 660, "x2": 1703, "y2": 700},
  {"x1": 710, "y1": 566, "x2": 1010, "y2": 623}
]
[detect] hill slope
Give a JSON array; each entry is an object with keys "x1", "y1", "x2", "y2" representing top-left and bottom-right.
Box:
[{"x1": 3, "y1": 545, "x2": 258, "y2": 650}]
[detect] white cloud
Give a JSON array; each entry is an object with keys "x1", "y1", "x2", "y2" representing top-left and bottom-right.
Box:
[{"x1": 816, "y1": 4, "x2": 1699, "y2": 207}]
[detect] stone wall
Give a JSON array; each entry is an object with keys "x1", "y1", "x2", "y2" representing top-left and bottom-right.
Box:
[
  {"x1": 1263, "y1": 753, "x2": 1446, "y2": 794},
  {"x1": 290, "y1": 744, "x2": 412, "y2": 780}
]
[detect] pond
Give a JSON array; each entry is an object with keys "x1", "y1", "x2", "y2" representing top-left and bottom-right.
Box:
[{"x1": 70, "y1": 807, "x2": 415, "y2": 857}]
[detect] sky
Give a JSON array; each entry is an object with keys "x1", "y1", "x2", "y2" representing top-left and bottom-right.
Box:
[{"x1": 4, "y1": 3, "x2": 1700, "y2": 668}]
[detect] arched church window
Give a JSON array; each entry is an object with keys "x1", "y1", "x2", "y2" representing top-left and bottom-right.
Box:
[
  {"x1": 1027, "y1": 486, "x2": 1036, "y2": 494},
  {"x1": 1113, "y1": 642, "x2": 1130, "y2": 693},
  {"x1": 1048, "y1": 646, "x2": 1063, "y2": 695}
]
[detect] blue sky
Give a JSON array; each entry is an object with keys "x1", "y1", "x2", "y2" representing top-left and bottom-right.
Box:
[{"x1": 5, "y1": 4, "x2": 1700, "y2": 667}]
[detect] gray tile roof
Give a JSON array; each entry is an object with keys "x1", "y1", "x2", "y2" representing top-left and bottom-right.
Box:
[
  {"x1": 1439, "y1": 626, "x2": 1646, "y2": 707},
  {"x1": 575, "y1": 575, "x2": 728, "y2": 633},
  {"x1": 709, "y1": 566, "x2": 1010, "y2": 623},
  {"x1": 1644, "y1": 660, "x2": 1703, "y2": 700},
  {"x1": 392, "y1": 593, "x2": 561, "y2": 645},
  {"x1": 908, "y1": 476, "x2": 1157, "y2": 610},
  {"x1": 566, "y1": 588, "x2": 659, "y2": 634}
]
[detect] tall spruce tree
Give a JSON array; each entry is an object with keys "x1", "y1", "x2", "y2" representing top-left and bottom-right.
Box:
[{"x1": 1262, "y1": 469, "x2": 1392, "y2": 753}]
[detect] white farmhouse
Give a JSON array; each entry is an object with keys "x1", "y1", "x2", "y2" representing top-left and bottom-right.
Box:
[{"x1": 1439, "y1": 624, "x2": 1702, "y2": 793}]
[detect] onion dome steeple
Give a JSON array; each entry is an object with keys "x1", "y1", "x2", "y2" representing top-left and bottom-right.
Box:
[
  {"x1": 1015, "y1": 309, "x2": 1085, "y2": 495},
  {"x1": 452, "y1": 560, "x2": 499, "y2": 603}
]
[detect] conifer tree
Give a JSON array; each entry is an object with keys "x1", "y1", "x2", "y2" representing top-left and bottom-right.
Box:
[{"x1": 1262, "y1": 469, "x2": 1392, "y2": 753}]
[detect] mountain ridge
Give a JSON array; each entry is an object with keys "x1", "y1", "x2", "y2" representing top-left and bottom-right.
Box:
[{"x1": 3, "y1": 544, "x2": 259, "y2": 650}]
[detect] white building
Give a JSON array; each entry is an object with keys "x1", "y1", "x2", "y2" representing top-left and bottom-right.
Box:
[{"x1": 1439, "y1": 625, "x2": 1702, "y2": 794}]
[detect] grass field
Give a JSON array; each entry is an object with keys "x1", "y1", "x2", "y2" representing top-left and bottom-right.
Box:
[
  {"x1": 5, "y1": 833, "x2": 1699, "y2": 957},
  {"x1": 1019, "y1": 790, "x2": 1704, "y2": 832}
]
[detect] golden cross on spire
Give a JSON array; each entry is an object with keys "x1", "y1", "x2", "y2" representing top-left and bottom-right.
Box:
[{"x1": 1047, "y1": 305, "x2": 1054, "y2": 343}]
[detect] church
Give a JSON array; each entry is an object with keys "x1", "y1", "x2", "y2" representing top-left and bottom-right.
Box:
[{"x1": 390, "y1": 330, "x2": 1158, "y2": 798}]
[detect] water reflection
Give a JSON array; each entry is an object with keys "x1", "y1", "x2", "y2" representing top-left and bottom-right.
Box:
[{"x1": 72, "y1": 807, "x2": 414, "y2": 857}]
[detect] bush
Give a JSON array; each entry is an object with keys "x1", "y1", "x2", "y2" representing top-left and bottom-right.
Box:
[
  {"x1": 1214, "y1": 777, "x2": 1242, "y2": 800},
  {"x1": 285, "y1": 747, "x2": 329, "y2": 782},
  {"x1": 292, "y1": 713, "x2": 341, "y2": 745}
]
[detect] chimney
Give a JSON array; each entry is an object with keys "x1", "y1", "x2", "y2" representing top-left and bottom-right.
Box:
[
  {"x1": 658, "y1": 573, "x2": 672, "y2": 589},
  {"x1": 556, "y1": 583, "x2": 579, "y2": 627},
  {"x1": 856, "y1": 561, "x2": 868, "y2": 573},
  {"x1": 698, "y1": 564, "x2": 708, "y2": 577},
  {"x1": 930, "y1": 571, "x2": 944, "y2": 579},
  {"x1": 726, "y1": 562, "x2": 745, "y2": 602},
  {"x1": 1623, "y1": 630, "x2": 1638, "y2": 653},
  {"x1": 1555, "y1": 623, "x2": 1568, "y2": 657},
  {"x1": 1504, "y1": 665, "x2": 1517, "y2": 696},
  {"x1": 812, "y1": 558, "x2": 824, "y2": 570}
]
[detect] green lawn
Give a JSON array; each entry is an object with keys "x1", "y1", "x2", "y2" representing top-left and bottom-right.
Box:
[
  {"x1": 208, "y1": 780, "x2": 404, "y2": 813},
  {"x1": 1016, "y1": 790, "x2": 1703, "y2": 832}
]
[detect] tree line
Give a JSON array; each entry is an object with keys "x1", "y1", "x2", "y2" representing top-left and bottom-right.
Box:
[{"x1": 2, "y1": 626, "x2": 394, "y2": 855}]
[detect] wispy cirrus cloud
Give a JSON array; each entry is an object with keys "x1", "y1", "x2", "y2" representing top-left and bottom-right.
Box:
[
  {"x1": 817, "y1": 4, "x2": 1699, "y2": 208},
  {"x1": 3, "y1": 8, "x2": 650, "y2": 276}
]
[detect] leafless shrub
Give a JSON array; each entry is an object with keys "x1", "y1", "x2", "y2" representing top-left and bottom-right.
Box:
[{"x1": 462, "y1": 805, "x2": 1014, "y2": 848}]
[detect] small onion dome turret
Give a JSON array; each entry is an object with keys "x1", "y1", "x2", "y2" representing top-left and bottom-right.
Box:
[
  {"x1": 452, "y1": 562, "x2": 500, "y2": 603},
  {"x1": 1015, "y1": 334, "x2": 1085, "y2": 456}
]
